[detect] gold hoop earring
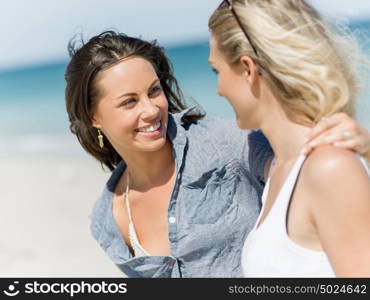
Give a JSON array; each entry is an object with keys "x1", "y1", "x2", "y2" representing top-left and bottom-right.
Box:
[{"x1": 97, "y1": 129, "x2": 104, "y2": 149}]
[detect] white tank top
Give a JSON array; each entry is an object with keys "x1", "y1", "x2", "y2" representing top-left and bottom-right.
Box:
[{"x1": 241, "y1": 153, "x2": 369, "y2": 277}]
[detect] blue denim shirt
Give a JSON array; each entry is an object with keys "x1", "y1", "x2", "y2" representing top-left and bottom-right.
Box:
[{"x1": 89, "y1": 107, "x2": 273, "y2": 277}]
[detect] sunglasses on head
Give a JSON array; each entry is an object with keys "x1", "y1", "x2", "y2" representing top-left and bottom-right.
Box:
[{"x1": 218, "y1": 0, "x2": 259, "y2": 57}]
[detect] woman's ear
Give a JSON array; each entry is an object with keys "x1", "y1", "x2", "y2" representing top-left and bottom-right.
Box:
[
  {"x1": 239, "y1": 55, "x2": 259, "y2": 84},
  {"x1": 91, "y1": 115, "x2": 101, "y2": 129}
]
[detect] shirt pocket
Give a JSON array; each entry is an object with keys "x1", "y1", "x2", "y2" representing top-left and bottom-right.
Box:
[{"x1": 182, "y1": 162, "x2": 240, "y2": 224}]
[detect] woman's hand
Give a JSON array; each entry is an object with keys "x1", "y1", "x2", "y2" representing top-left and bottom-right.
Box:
[{"x1": 302, "y1": 113, "x2": 370, "y2": 159}]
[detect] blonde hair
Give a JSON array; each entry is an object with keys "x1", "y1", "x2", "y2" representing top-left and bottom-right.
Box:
[{"x1": 209, "y1": 0, "x2": 367, "y2": 125}]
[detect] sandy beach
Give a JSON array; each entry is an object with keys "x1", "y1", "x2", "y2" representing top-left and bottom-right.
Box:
[{"x1": 0, "y1": 153, "x2": 123, "y2": 277}]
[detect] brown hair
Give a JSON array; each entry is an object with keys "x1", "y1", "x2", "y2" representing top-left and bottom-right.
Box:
[{"x1": 65, "y1": 31, "x2": 203, "y2": 171}]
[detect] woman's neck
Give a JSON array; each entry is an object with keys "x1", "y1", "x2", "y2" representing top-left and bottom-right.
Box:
[
  {"x1": 120, "y1": 139, "x2": 175, "y2": 191},
  {"x1": 260, "y1": 100, "x2": 312, "y2": 165}
]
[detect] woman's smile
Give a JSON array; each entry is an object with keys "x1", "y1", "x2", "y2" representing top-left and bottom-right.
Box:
[{"x1": 135, "y1": 117, "x2": 164, "y2": 138}]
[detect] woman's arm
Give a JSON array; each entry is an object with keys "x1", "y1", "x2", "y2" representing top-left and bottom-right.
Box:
[
  {"x1": 303, "y1": 146, "x2": 370, "y2": 277},
  {"x1": 302, "y1": 113, "x2": 370, "y2": 157}
]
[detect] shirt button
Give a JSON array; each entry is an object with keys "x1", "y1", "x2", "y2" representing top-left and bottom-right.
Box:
[{"x1": 169, "y1": 216, "x2": 176, "y2": 224}]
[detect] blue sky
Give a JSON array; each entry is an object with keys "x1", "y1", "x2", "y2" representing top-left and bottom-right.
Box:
[{"x1": 1, "y1": 0, "x2": 370, "y2": 70}]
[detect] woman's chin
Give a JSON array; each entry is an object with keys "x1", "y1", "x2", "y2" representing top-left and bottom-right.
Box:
[
  {"x1": 236, "y1": 118, "x2": 247, "y2": 129},
  {"x1": 136, "y1": 136, "x2": 168, "y2": 153},
  {"x1": 237, "y1": 118, "x2": 256, "y2": 130}
]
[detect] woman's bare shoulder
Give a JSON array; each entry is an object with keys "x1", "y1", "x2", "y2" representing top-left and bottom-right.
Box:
[
  {"x1": 300, "y1": 146, "x2": 369, "y2": 206},
  {"x1": 303, "y1": 146, "x2": 366, "y2": 182}
]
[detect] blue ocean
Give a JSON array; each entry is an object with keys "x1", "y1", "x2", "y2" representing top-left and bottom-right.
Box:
[{"x1": 1, "y1": 20, "x2": 369, "y2": 156}]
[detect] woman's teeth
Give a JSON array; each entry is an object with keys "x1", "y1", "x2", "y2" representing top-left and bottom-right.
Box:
[{"x1": 137, "y1": 121, "x2": 161, "y2": 132}]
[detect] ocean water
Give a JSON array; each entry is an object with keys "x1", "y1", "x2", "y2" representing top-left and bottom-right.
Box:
[{"x1": 1, "y1": 20, "x2": 369, "y2": 156}]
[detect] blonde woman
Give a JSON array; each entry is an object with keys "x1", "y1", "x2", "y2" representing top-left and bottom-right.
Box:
[{"x1": 208, "y1": 0, "x2": 370, "y2": 277}]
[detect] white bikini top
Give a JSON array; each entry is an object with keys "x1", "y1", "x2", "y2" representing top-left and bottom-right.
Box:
[{"x1": 125, "y1": 175, "x2": 151, "y2": 257}]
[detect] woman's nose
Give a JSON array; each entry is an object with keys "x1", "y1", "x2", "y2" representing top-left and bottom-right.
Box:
[{"x1": 140, "y1": 98, "x2": 160, "y2": 121}]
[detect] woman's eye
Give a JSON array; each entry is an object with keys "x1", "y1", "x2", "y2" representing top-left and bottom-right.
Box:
[
  {"x1": 121, "y1": 99, "x2": 136, "y2": 106},
  {"x1": 150, "y1": 86, "x2": 163, "y2": 96},
  {"x1": 212, "y1": 68, "x2": 219, "y2": 75}
]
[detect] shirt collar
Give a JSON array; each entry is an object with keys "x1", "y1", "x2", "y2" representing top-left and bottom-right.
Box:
[{"x1": 167, "y1": 106, "x2": 197, "y2": 140}]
